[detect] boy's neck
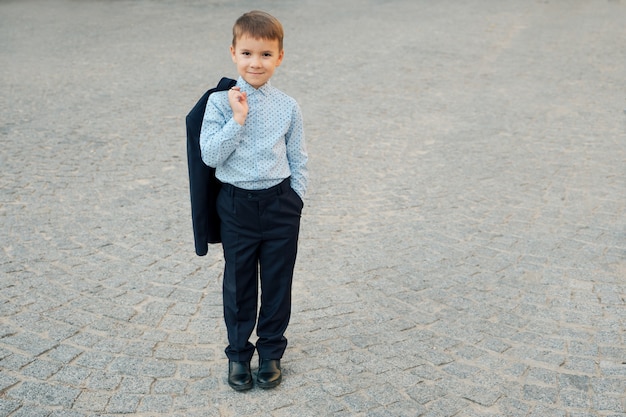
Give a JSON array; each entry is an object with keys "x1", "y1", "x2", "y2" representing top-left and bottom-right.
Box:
[{"x1": 240, "y1": 76, "x2": 271, "y2": 91}]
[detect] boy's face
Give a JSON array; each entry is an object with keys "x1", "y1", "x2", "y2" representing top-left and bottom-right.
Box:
[{"x1": 230, "y1": 35, "x2": 284, "y2": 89}]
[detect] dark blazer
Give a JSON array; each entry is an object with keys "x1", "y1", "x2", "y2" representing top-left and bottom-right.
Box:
[{"x1": 186, "y1": 77, "x2": 236, "y2": 256}]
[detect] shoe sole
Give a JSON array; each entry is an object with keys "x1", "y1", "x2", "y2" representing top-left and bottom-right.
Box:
[
  {"x1": 229, "y1": 381, "x2": 253, "y2": 391},
  {"x1": 257, "y1": 374, "x2": 282, "y2": 389}
]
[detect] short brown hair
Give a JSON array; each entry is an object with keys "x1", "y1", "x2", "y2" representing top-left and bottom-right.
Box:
[{"x1": 232, "y1": 10, "x2": 284, "y2": 51}]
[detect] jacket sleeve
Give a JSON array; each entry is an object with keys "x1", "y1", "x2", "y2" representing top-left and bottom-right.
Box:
[{"x1": 186, "y1": 90, "x2": 223, "y2": 255}]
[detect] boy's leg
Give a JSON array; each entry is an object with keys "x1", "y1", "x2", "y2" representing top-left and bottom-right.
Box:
[
  {"x1": 217, "y1": 188, "x2": 261, "y2": 362},
  {"x1": 256, "y1": 185, "x2": 303, "y2": 359}
]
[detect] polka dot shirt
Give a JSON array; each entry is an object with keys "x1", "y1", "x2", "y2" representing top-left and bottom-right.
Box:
[{"x1": 200, "y1": 77, "x2": 308, "y2": 199}]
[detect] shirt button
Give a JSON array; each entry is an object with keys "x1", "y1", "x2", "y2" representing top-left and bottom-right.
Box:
[{"x1": 247, "y1": 193, "x2": 253, "y2": 199}]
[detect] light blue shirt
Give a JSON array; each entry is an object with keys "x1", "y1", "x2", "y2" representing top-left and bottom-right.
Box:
[{"x1": 200, "y1": 77, "x2": 308, "y2": 199}]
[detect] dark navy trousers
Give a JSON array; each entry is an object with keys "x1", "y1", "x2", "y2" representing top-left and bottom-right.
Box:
[{"x1": 217, "y1": 178, "x2": 303, "y2": 362}]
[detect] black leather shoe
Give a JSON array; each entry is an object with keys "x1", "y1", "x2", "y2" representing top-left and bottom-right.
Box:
[
  {"x1": 228, "y1": 361, "x2": 252, "y2": 391},
  {"x1": 257, "y1": 359, "x2": 282, "y2": 389}
]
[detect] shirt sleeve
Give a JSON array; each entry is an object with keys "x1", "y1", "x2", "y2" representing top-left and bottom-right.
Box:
[
  {"x1": 286, "y1": 102, "x2": 308, "y2": 199},
  {"x1": 199, "y1": 94, "x2": 243, "y2": 168}
]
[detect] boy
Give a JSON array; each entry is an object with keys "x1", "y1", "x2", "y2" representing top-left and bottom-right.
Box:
[{"x1": 199, "y1": 10, "x2": 308, "y2": 391}]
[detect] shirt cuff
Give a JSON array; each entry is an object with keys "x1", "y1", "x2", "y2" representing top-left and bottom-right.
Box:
[
  {"x1": 290, "y1": 181, "x2": 306, "y2": 200},
  {"x1": 223, "y1": 117, "x2": 243, "y2": 137}
]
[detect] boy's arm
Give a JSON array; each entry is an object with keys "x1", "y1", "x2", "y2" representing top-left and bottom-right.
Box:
[
  {"x1": 286, "y1": 103, "x2": 308, "y2": 200},
  {"x1": 200, "y1": 95, "x2": 243, "y2": 168}
]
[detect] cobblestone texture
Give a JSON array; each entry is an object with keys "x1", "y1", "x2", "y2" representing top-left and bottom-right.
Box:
[{"x1": 1, "y1": 0, "x2": 625, "y2": 416}]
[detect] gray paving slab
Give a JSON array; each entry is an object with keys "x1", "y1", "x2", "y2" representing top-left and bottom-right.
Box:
[{"x1": 1, "y1": 0, "x2": 625, "y2": 416}]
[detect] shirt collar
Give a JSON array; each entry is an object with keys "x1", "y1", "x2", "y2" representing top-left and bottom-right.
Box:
[{"x1": 237, "y1": 77, "x2": 272, "y2": 96}]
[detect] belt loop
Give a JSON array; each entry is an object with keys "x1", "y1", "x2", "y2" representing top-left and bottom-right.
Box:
[{"x1": 279, "y1": 177, "x2": 290, "y2": 195}]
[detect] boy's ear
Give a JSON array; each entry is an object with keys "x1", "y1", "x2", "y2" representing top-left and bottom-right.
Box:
[
  {"x1": 276, "y1": 49, "x2": 284, "y2": 66},
  {"x1": 230, "y1": 45, "x2": 236, "y2": 62}
]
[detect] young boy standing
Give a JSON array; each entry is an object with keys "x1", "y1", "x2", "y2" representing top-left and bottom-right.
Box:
[{"x1": 199, "y1": 11, "x2": 308, "y2": 391}]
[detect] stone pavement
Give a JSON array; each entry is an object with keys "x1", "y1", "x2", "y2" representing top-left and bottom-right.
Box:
[{"x1": 1, "y1": 0, "x2": 625, "y2": 415}]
